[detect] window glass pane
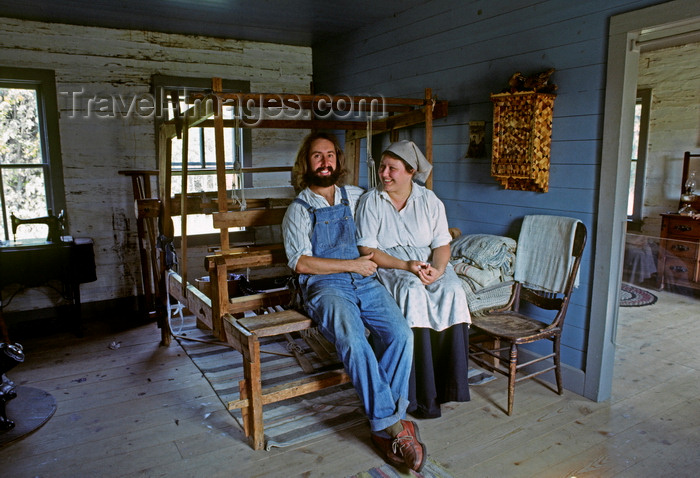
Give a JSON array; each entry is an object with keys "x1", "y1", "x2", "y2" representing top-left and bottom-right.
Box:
[
  {"x1": 172, "y1": 214, "x2": 218, "y2": 236},
  {"x1": 171, "y1": 172, "x2": 240, "y2": 197},
  {"x1": 202, "y1": 127, "x2": 216, "y2": 167},
  {"x1": 189, "y1": 171, "x2": 217, "y2": 193},
  {"x1": 170, "y1": 173, "x2": 182, "y2": 196},
  {"x1": 628, "y1": 162, "x2": 637, "y2": 217},
  {"x1": 4, "y1": 166, "x2": 48, "y2": 239},
  {"x1": 0, "y1": 88, "x2": 42, "y2": 165},
  {"x1": 171, "y1": 133, "x2": 205, "y2": 170},
  {"x1": 631, "y1": 103, "x2": 642, "y2": 160},
  {"x1": 201, "y1": 127, "x2": 237, "y2": 169},
  {"x1": 187, "y1": 129, "x2": 203, "y2": 169}
]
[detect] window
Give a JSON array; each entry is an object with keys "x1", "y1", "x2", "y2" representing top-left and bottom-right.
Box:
[
  {"x1": 0, "y1": 68, "x2": 65, "y2": 242},
  {"x1": 628, "y1": 88, "x2": 651, "y2": 227},
  {"x1": 152, "y1": 75, "x2": 252, "y2": 239}
]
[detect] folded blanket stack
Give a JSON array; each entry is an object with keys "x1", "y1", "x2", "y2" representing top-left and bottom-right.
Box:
[{"x1": 450, "y1": 234, "x2": 517, "y2": 314}]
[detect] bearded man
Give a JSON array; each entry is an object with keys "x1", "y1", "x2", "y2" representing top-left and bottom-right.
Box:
[{"x1": 282, "y1": 132, "x2": 428, "y2": 472}]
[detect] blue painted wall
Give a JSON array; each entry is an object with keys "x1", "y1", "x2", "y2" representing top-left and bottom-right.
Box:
[{"x1": 313, "y1": 0, "x2": 667, "y2": 384}]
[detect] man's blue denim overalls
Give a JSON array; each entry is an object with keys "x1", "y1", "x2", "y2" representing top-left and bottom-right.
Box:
[{"x1": 294, "y1": 186, "x2": 412, "y2": 433}]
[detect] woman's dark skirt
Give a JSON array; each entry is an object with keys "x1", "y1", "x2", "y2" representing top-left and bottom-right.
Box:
[{"x1": 407, "y1": 322, "x2": 471, "y2": 419}]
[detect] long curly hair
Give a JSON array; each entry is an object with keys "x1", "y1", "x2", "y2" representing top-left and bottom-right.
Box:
[{"x1": 291, "y1": 131, "x2": 348, "y2": 193}]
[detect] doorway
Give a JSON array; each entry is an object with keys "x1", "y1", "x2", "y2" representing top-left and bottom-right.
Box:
[{"x1": 588, "y1": 0, "x2": 700, "y2": 402}]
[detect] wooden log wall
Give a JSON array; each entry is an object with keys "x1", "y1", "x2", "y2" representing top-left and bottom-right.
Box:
[{"x1": 0, "y1": 17, "x2": 312, "y2": 312}]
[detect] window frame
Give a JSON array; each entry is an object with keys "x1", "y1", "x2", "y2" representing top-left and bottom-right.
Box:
[{"x1": 0, "y1": 67, "x2": 65, "y2": 241}]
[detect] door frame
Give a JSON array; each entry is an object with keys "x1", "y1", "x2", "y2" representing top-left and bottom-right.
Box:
[{"x1": 587, "y1": 0, "x2": 700, "y2": 401}]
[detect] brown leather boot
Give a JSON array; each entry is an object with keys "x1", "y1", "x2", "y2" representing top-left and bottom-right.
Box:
[
  {"x1": 370, "y1": 433, "x2": 404, "y2": 467},
  {"x1": 392, "y1": 419, "x2": 427, "y2": 472}
]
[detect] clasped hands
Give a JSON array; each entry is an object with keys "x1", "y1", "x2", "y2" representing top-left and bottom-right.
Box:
[
  {"x1": 407, "y1": 260, "x2": 443, "y2": 285},
  {"x1": 351, "y1": 254, "x2": 444, "y2": 284}
]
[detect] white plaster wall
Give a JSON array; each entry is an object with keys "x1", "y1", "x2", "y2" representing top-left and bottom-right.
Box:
[
  {"x1": 637, "y1": 42, "x2": 700, "y2": 235},
  {"x1": 0, "y1": 18, "x2": 311, "y2": 311}
]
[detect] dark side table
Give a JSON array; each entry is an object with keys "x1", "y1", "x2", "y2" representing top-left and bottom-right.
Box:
[{"x1": 0, "y1": 237, "x2": 96, "y2": 341}]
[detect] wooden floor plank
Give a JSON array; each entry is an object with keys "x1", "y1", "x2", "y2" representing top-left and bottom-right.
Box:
[
  {"x1": 542, "y1": 398, "x2": 700, "y2": 477},
  {"x1": 462, "y1": 349, "x2": 697, "y2": 476},
  {"x1": 23, "y1": 347, "x2": 204, "y2": 396}
]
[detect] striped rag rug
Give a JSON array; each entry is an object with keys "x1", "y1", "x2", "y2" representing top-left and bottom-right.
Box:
[{"x1": 173, "y1": 315, "x2": 367, "y2": 450}]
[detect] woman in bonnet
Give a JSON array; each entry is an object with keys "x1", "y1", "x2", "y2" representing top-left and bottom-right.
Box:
[{"x1": 356, "y1": 140, "x2": 472, "y2": 418}]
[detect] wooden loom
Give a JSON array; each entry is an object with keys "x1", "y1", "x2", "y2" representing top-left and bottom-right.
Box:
[{"x1": 148, "y1": 78, "x2": 447, "y2": 449}]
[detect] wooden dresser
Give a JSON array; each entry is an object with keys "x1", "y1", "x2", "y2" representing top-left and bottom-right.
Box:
[{"x1": 657, "y1": 213, "x2": 700, "y2": 291}]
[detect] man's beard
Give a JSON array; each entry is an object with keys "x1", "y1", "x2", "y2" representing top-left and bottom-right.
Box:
[{"x1": 305, "y1": 166, "x2": 341, "y2": 188}]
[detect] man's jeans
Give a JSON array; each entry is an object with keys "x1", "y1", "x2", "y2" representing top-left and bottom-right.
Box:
[{"x1": 302, "y1": 272, "x2": 413, "y2": 432}]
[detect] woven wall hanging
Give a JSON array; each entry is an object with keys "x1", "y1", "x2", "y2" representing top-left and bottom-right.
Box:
[{"x1": 490, "y1": 90, "x2": 556, "y2": 193}]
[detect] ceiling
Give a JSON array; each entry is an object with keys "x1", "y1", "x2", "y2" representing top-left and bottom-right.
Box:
[{"x1": 0, "y1": 0, "x2": 430, "y2": 47}]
